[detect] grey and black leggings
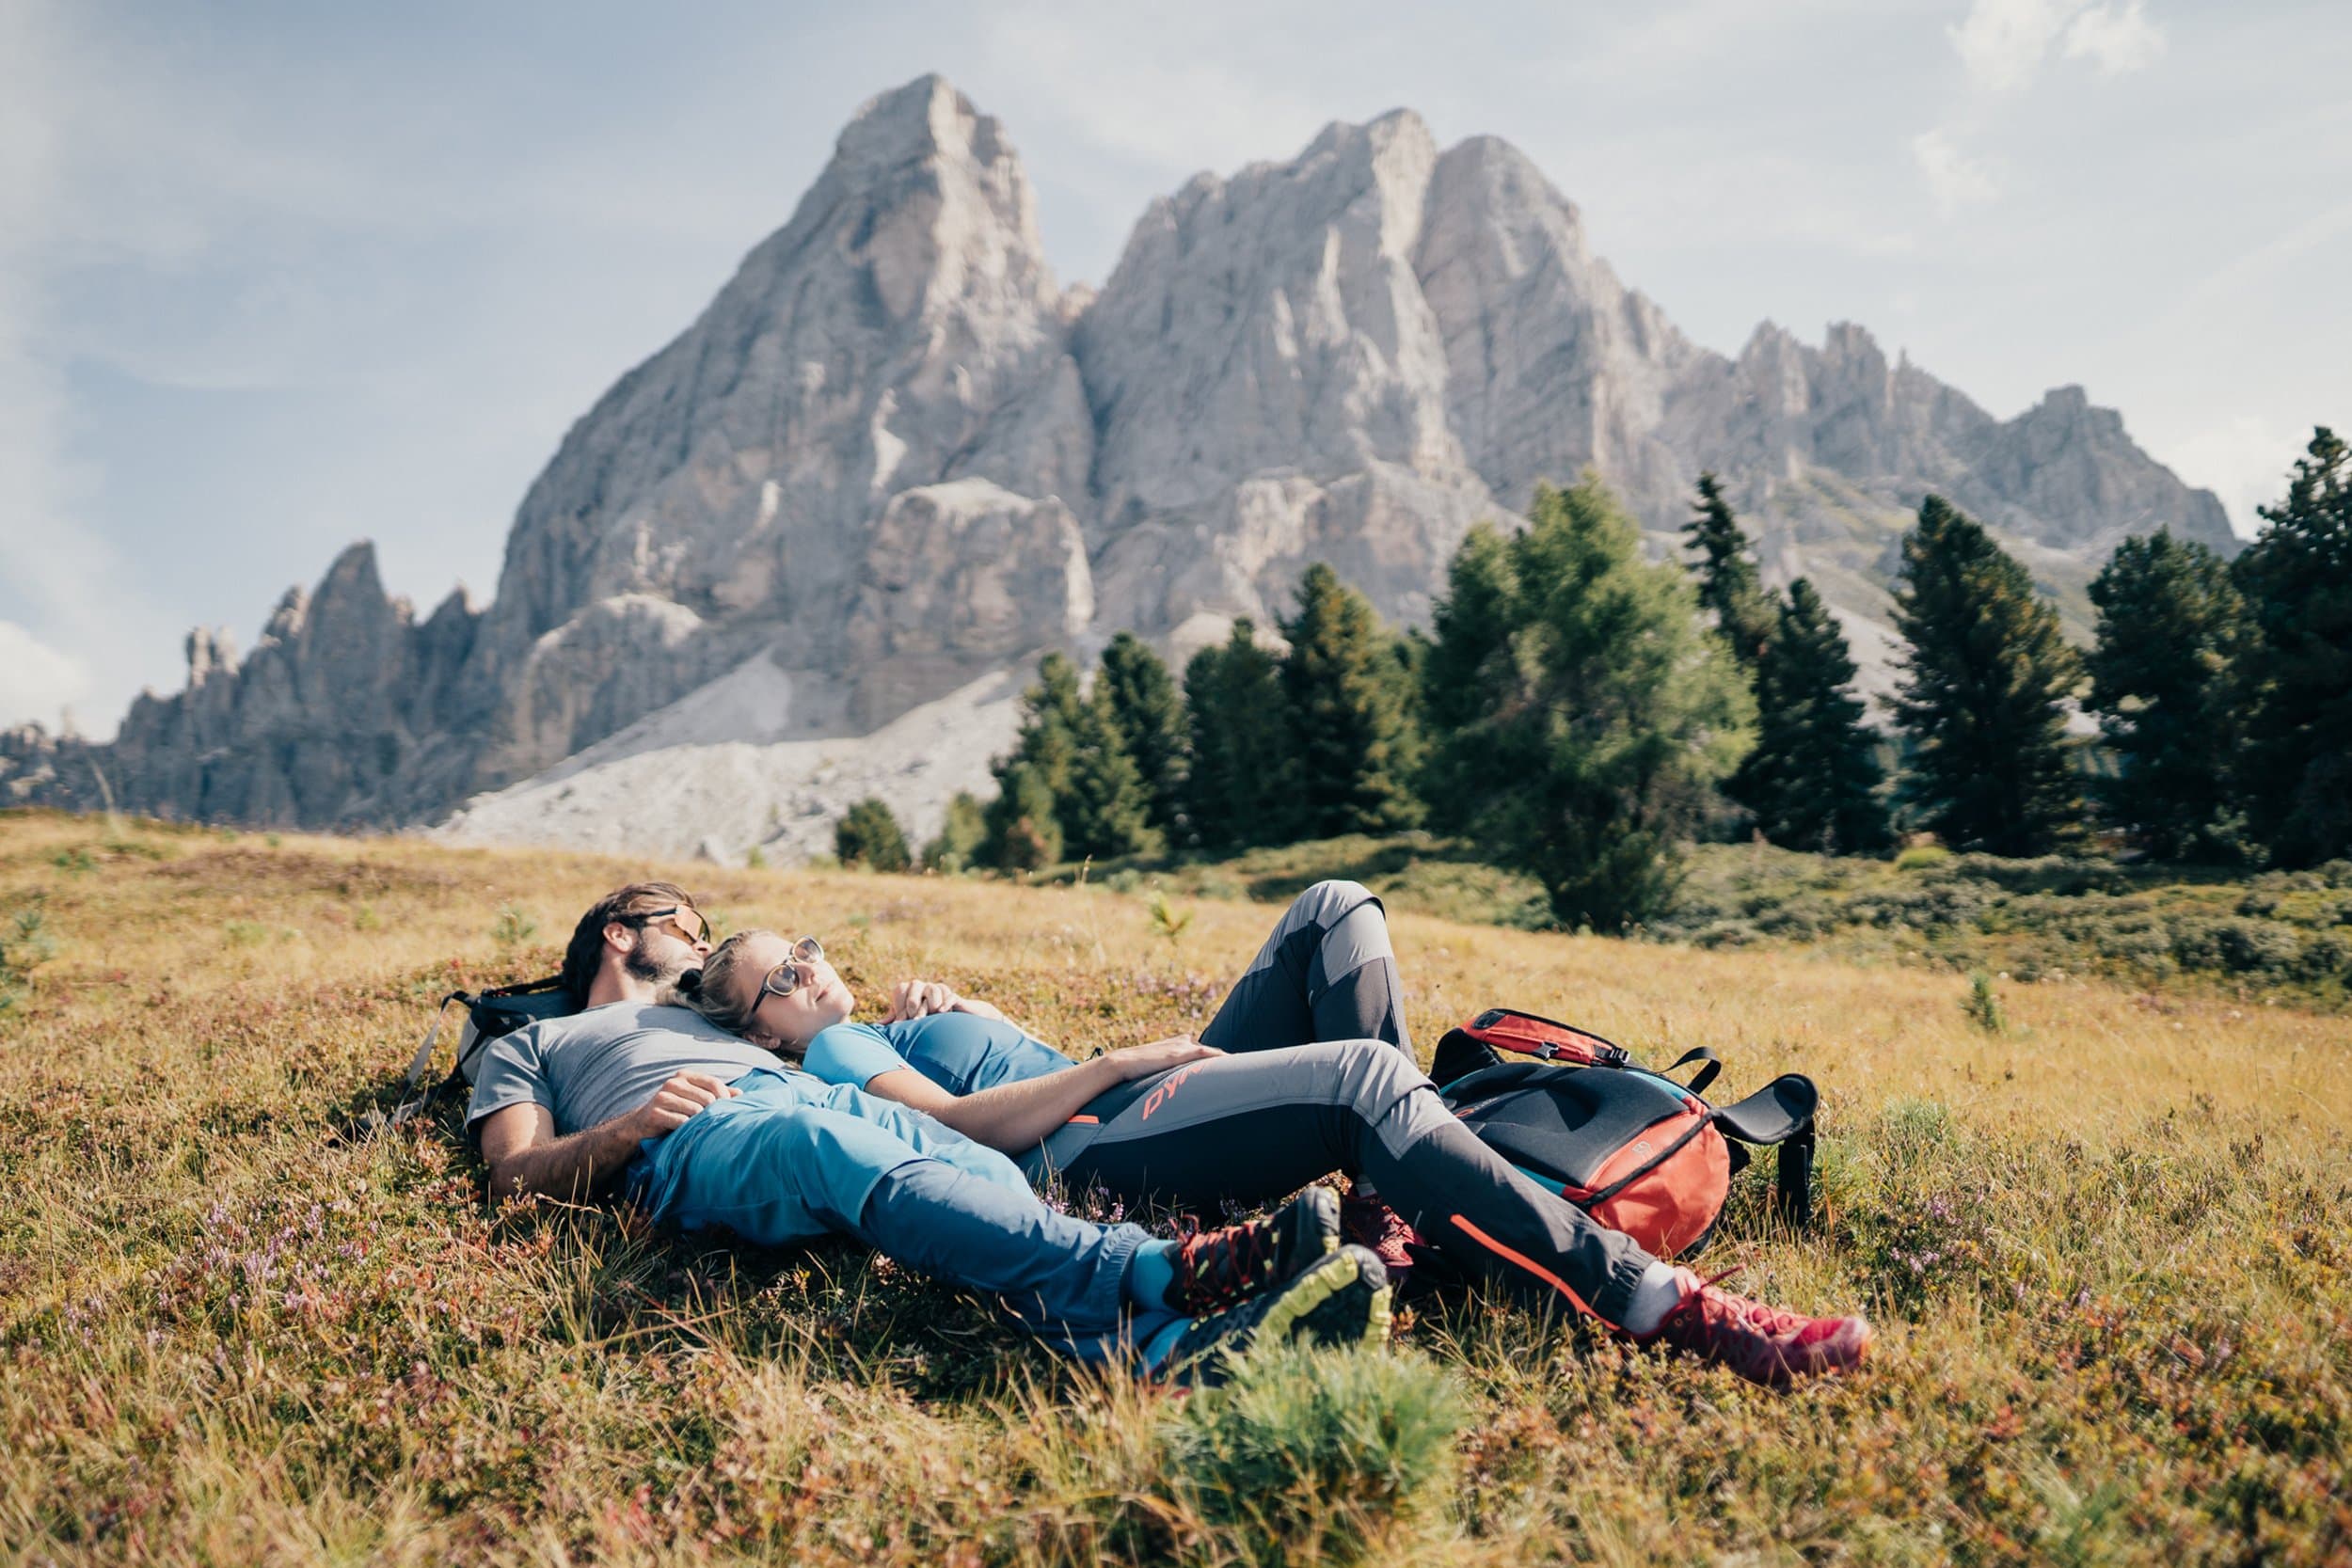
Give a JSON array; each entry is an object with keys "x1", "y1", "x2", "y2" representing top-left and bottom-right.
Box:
[{"x1": 1024, "y1": 881, "x2": 1657, "y2": 1325}]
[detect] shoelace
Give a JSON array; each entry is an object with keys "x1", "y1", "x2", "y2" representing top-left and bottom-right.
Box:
[
  {"x1": 1675, "y1": 1265, "x2": 1806, "y2": 1335},
  {"x1": 1176, "y1": 1217, "x2": 1271, "y2": 1307},
  {"x1": 1669, "y1": 1265, "x2": 1749, "y2": 1326}
]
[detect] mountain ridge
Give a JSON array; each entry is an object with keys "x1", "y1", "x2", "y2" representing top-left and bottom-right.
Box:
[{"x1": 1, "y1": 73, "x2": 2233, "y2": 853}]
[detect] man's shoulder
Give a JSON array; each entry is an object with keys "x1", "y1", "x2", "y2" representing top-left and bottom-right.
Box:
[{"x1": 531, "y1": 999, "x2": 721, "y2": 1037}]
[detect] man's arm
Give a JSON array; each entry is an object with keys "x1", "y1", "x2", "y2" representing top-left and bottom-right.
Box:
[
  {"x1": 861, "y1": 1036, "x2": 1221, "y2": 1155},
  {"x1": 476, "y1": 1072, "x2": 741, "y2": 1201}
]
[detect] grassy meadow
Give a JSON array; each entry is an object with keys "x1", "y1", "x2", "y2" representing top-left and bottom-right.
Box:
[{"x1": 3, "y1": 807, "x2": 2349, "y2": 1564}]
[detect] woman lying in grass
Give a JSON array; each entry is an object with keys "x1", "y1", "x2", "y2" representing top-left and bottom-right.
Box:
[{"x1": 681, "y1": 880, "x2": 1871, "y2": 1391}]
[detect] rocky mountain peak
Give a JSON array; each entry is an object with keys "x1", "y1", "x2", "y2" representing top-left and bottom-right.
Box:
[{"x1": 6, "y1": 84, "x2": 2240, "y2": 850}]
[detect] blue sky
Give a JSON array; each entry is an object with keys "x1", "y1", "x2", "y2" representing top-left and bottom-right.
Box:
[{"x1": 4, "y1": 0, "x2": 2346, "y2": 734}]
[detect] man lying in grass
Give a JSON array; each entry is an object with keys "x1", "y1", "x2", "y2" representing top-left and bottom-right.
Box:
[
  {"x1": 684, "y1": 881, "x2": 1871, "y2": 1392},
  {"x1": 465, "y1": 882, "x2": 1391, "y2": 1383}
]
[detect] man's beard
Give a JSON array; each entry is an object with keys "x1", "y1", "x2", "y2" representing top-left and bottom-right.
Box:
[{"x1": 624, "y1": 940, "x2": 691, "y2": 992}]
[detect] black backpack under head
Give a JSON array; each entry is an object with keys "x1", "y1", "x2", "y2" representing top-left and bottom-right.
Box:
[{"x1": 404, "y1": 974, "x2": 576, "y2": 1099}]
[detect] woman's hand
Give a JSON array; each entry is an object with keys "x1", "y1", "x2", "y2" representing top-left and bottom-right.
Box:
[
  {"x1": 883, "y1": 979, "x2": 960, "y2": 1022},
  {"x1": 882, "y1": 979, "x2": 1008, "y2": 1024},
  {"x1": 1103, "y1": 1034, "x2": 1224, "y2": 1081}
]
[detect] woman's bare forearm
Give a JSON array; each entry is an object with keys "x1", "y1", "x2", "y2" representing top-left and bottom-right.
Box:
[{"x1": 925, "y1": 1055, "x2": 1124, "y2": 1154}]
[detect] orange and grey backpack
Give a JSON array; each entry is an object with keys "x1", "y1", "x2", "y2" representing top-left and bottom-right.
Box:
[{"x1": 1433, "y1": 1007, "x2": 1818, "y2": 1259}]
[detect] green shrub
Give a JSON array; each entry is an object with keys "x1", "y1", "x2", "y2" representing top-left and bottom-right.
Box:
[
  {"x1": 922, "y1": 790, "x2": 987, "y2": 874},
  {"x1": 2297, "y1": 930, "x2": 2352, "y2": 982},
  {"x1": 1159, "y1": 1344, "x2": 1467, "y2": 1563},
  {"x1": 1145, "y1": 891, "x2": 1193, "y2": 945},
  {"x1": 1692, "y1": 918, "x2": 1764, "y2": 949},
  {"x1": 834, "y1": 798, "x2": 912, "y2": 873},
  {"x1": 1963, "y1": 973, "x2": 2007, "y2": 1034},
  {"x1": 1894, "y1": 844, "x2": 1951, "y2": 871},
  {"x1": 490, "y1": 905, "x2": 538, "y2": 948},
  {"x1": 2169, "y1": 915, "x2": 2301, "y2": 974},
  {"x1": 1853, "y1": 879, "x2": 2001, "y2": 932}
]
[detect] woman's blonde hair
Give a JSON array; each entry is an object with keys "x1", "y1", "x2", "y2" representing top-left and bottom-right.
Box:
[{"x1": 680, "y1": 928, "x2": 783, "y2": 1043}]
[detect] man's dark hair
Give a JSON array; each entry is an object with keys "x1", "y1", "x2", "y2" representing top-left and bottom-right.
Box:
[{"x1": 561, "y1": 881, "x2": 699, "y2": 1006}]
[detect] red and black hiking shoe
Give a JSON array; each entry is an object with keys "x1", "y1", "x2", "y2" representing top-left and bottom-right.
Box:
[
  {"x1": 1167, "y1": 1188, "x2": 1341, "y2": 1317},
  {"x1": 1340, "y1": 1189, "x2": 1422, "y2": 1292},
  {"x1": 1637, "y1": 1268, "x2": 1872, "y2": 1390}
]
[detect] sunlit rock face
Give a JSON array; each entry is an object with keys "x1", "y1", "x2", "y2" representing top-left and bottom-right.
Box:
[{"x1": 9, "y1": 75, "x2": 2233, "y2": 839}]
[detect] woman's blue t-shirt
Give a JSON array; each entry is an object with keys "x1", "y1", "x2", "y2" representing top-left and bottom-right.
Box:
[{"x1": 803, "y1": 1012, "x2": 1076, "y2": 1097}]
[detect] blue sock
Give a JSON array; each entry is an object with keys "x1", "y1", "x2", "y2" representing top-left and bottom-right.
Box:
[
  {"x1": 1125, "y1": 1240, "x2": 1177, "y2": 1310},
  {"x1": 1137, "y1": 1314, "x2": 1192, "y2": 1372}
]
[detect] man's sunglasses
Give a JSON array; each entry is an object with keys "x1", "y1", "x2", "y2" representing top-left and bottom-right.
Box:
[
  {"x1": 757, "y1": 936, "x2": 827, "y2": 1003},
  {"x1": 632, "y1": 905, "x2": 710, "y2": 945}
]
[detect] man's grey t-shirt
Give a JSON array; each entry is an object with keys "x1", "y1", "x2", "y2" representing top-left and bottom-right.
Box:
[{"x1": 465, "y1": 1001, "x2": 785, "y2": 1138}]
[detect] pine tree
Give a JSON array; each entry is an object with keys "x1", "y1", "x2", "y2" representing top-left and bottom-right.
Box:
[
  {"x1": 1436, "y1": 477, "x2": 1754, "y2": 928},
  {"x1": 1278, "y1": 563, "x2": 1425, "y2": 838},
  {"x1": 2085, "y1": 531, "x2": 2248, "y2": 860},
  {"x1": 979, "y1": 653, "x2": 1085, "y2": 870},
  {"x1": 921, "y1": 790, "x2": 987, "y2": 873},
  {"x1": 2233, "y1": 427, "x2": 2352, "y2": 865},
  {"x1": 834, "y1": 798, "x2": 912, "y2": 872},
  {"x1": 1740, "y1": 578, "x2": 1890, "y2": 853},
  {"x1": 1184, "y1": 620, "x2": 1289, "y2": 852},
  {"x1": 1419, "y1": 523, "x2": 1518, "y2": 830},
  {"x1": 1890, "y1": 496, "x2": 2083, "y2": 856},
  {"x1": 1059, "y1": 687, "x2": 1161, "y2": 860},
  {"x1": 1683, "y1": 472, "x2": 1776, "y2": 670},
  {"x1": 1098, "y1": 632, "x2": 1190, "y2": 842},
  {"x1": 984, "y1": 764, "x2": 1061, "y2": 872}
]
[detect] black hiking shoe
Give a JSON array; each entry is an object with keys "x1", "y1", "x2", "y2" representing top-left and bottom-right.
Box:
[
  {"x1": 1162, "y1": 1243, "x2": 1392, "y2": 1387},
  {"x1": 1166, "y1": 1188, "x2": 1341, "y2": 1316}
]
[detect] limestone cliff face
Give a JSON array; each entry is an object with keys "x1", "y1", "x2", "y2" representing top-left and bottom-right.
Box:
[
  {"x1": 2, "y1": 543, "x2": 480, "y2": 825},
  {"x1": 4, "y1": 76, "x2": 2236, "y2": 835},
  {"x1": 461, "y1": 73, "x2": 1089, "y2": 787}
]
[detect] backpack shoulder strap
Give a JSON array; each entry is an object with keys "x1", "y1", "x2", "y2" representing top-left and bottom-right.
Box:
[
  {"x1": 404, "y1": 991, "x2": 470, "y2": 1091},
  {"x1": 1662, "y1": 1046, "x2": 1722, "y2": 1097},
  {"x1": 1710, "y1": 1073, "x2": 1820, "y2": 1231},
  {"x1": 1711, "y1": 1073, "x2": 1817, "y2": 1143}
]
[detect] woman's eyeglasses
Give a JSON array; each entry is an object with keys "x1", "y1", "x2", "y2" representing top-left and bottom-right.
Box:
[{"x1": 757, "y1": 936, "x2": 827, "y2": 1003}]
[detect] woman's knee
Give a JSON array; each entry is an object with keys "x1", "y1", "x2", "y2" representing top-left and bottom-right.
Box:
[
  {"x1": 1294, "y1": 879, "x2": 1377, "y2": 926},
  {"x1": 1306, "y1": 1037, "x2": 1433, "y2": 1109}
]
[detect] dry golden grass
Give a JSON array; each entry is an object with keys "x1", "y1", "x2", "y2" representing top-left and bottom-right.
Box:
[{"x1": 3, "y1": 808, "x2": 2348, "y2": 1565}]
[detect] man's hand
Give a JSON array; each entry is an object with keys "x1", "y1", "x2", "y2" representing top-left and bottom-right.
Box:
[
  {"x1": 628, "y1": 1072, "x2": 740, "y2": 1137},
  {"x1": 884, "y1": 979, "x2": 961, "y2": 1022},
  {"x1": 1104, "y1": 1034, "x2": 1224, "y2": 1081}
]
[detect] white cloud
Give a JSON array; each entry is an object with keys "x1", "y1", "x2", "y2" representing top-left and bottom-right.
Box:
[
  {"x1": 2168, "y1": 416, "x2": 2304, "y2": 539},
  {"x1": 1912, "y1": 128, "x2": 2003, "y2": 215},
  {"x1": 2063, "y1": 0, "x2": 2166, "y2": 75},
  {"x1": 1950, "y1": 0, "x2": 2074, "y2": 92},
  {"x1": 1948, "y1": 0, "x2": 2166, "y2": 92},
  {"x1": 0, "y1": 0, "x2": 162, "y2": 742},
  {"x1": 0, "y1": 620, "x2": 91, "y2": 730},
  {"x1": 977, "y1": 7, "x2": 1327, "y2": 178}
]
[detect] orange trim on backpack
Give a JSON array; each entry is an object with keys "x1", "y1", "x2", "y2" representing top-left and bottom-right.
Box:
[
  {"x1": 1447, "y1": 1213, "x2": 1603, "y2": 1322},
  {"x1": 1066, "y1": 1115, "x2": 1099, "y2": 1124}
]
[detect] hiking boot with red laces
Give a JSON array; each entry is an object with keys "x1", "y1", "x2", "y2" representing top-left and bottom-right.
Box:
[
  {"x1": 1637, "y1": 1268, "x2": 1872, "y2": 1390},
  {"x1": 1167, "y1": 1188, "x2": 1340, "y2": 1316},
  {"x1": 1340, "y1": 1189, "x2": 1422, "y2": 1291}
]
